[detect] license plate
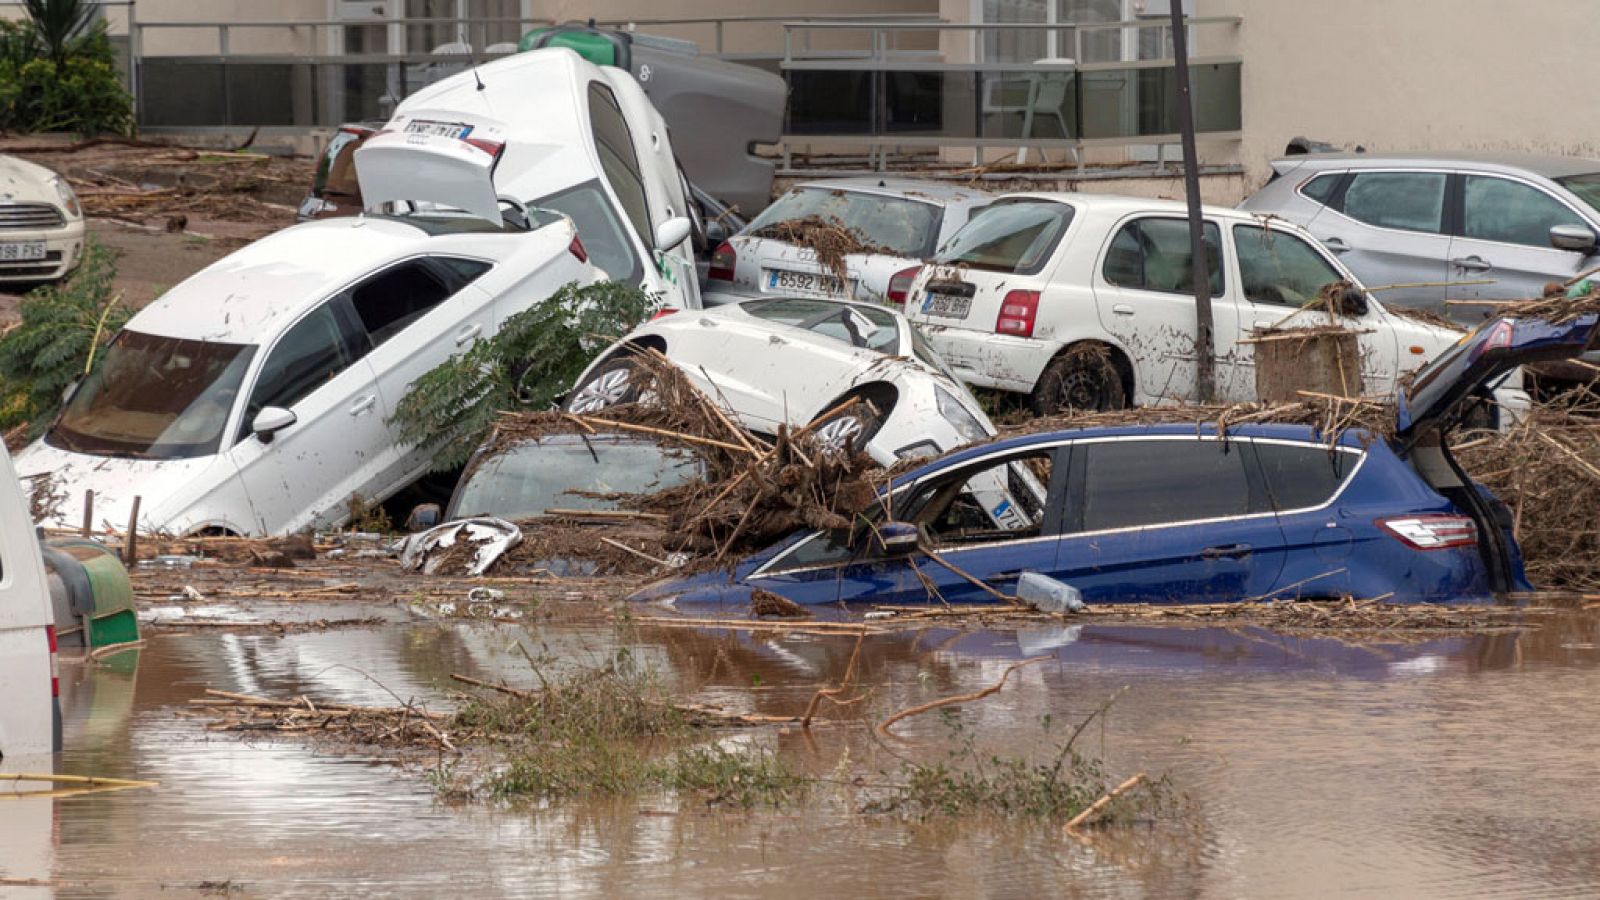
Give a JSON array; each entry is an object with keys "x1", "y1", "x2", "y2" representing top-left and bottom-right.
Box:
[
  {"x1": 405, "y1": 119, "x2": 473, "y2": 139},
  {"x1": 0, "y1": 242, "x2": 45, "y2": 262},
  {"x1": 767, "y1": 268, "x2": 844, "y2": 296},
  {"x1": 921, "y1": 292, "x2": 971, "y2": 318}
]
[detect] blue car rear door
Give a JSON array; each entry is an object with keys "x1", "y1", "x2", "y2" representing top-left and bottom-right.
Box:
[
  {"x1": 1054, "y1": 435, "x2": 1288, "y2": 604},
  {"x1": 1247, "y1": 438, "x2": 1367, "y2": 600}
]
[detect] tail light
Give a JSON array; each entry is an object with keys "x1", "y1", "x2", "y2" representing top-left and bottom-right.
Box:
[
  {"x1": 568, "y1": 235, "x2": 588, "y2": 263},
  {"x1": 462, "y1": 136, "x2": 505, "y2": 160},
  {"x1": 46, "y1": 624, "x2": 58, "y2": 698},
  {"x1": 1378, "y1": 514, "x2": 1478, "y2": 550},
  {"x1": 1470, "y1": 319, "x2": 1514, "y2": 361},
  {"x1": 649, "y1": 308, "x2": 678, "y2": 321},
  {"x1": 995, "y1": 290, "x2": 1041, "y2": 337},
  {"x1": 887, "y1": 266, "x2": 922, "y2": 306},
  {"x1": 708, "y1": 241, "x2": 737, "y2": 282}
]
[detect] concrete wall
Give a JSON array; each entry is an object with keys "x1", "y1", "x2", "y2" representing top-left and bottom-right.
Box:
[
  {"x1": 134, "y1": 0, "x2": 328, "y2": 56},
  {"x1": 1202, "y1": 0, "x2": 1600, "y2": 193}
]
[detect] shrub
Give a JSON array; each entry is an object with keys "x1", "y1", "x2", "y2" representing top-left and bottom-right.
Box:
[{"x1": 0, "y1": 8, "x2": 133, "y2": 136}]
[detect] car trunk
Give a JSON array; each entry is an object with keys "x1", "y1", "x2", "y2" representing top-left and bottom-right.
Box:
[
  {"x1": 1395, "y1": 314, "x2": 1600, "y2": 590},
  {"x1": 355, "y1": 112, "x2": 509, "y2": 222}
]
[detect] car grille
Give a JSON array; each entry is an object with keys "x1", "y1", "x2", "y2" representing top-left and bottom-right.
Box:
[{"x1": 0, "y1": 203, "x2": 65, "y2": 230}]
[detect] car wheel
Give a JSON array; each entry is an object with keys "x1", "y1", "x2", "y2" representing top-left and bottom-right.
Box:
[
  {"x1": 565, "y1": 356, "x2": 646, "y2": 414},
  {"x1": 808, "y1": 396, "x2": 886, "y2": 456},
  {"x1": 1031, "y1": 346, "x2": 1127, "y2": 415}
]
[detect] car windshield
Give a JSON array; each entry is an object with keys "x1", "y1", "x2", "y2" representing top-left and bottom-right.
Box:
[
  {"x1": 746, "y1": 187, "x2": 942, "y2": 258},
  {"x1": 934, "y1": 201, "x2": 1075, "y2": 274},
  {"x1": 448, "y1": 434, "x2": 705, "y2": 520},
  {"x1": 741, "y1": 297, "x2": 900, "y2": 354},
  {"x1": 48, "y1": 331, "x2": 255, "y2": 459},
  {"x1": 535, "y1": 179, "x2": 642, "y2": 283},
  {"x1": 1555, "y1": 173, "x2": 1600, "y2": 218}
]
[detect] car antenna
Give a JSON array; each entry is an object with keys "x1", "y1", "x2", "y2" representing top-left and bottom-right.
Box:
[{"x1": 467, "y1": 44, "x2": 486, "y2": 91}]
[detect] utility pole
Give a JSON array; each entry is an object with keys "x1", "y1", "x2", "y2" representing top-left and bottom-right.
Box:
[{"x1": 1168, "y1": 4, "x2": 1215, "y2": 403}]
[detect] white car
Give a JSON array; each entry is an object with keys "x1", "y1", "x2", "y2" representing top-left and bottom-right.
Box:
[
  {"x1": 564, "y1": 296, "x2": 995, "y2": 465},
  {"x1": 359, "y1": 47, "x2": 702, "y2": 311},
  {"x1": 0, "y1": 441, "x2": 59, "y2": 758},
  {"x1": 706, "y1": 178, "x2": 989, "y2": 307},
  {"x1": 0, "y1": 154, "x2": 85, "y2": 283},
  {"x1": 17, "y1": 206, "x2": 598, "y2": 537},
  {"x1": 902, "y1": 192, "x2": 1529, "y2": 416}
]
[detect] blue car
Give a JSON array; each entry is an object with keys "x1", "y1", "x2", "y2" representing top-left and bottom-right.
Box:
[{"x1": 636, "y1": 314, "x2": 1599, "y2": 607}]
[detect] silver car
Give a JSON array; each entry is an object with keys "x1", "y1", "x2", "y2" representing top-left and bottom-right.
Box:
[{"x1": 1239, "y1": 153, "x2": 1600, "y2": 323}]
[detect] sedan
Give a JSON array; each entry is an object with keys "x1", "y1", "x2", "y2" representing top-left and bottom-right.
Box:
[{"x1": 634, "y1": 312, "x2": 1598, "y2": 608}]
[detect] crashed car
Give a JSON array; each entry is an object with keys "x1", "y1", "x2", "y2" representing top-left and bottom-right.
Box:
[
  {"x1": 902, "y1": 193, "x2": 1529, "y2": 417},
  {"x1": 0, "y1": 153, "x2": 85, "y2": 283},
  {"x1": 564, "y1": 296, "x2": 995, "y2": 463},
  {"x1": 707, "y1": 178, "x2": 989, "y2": 306},
  {"x1": 634, "y1": 313, "x2": 1598, "y2": 608},
  {"x1": 358, "y1": 47, "x2": 703, "y2": 311},
  {"x1": 17, "y1": 204, "x2": 598, "y2": 537},
  {"x1": 445, "y1": 431, "x2": 705, "y2": 521}
]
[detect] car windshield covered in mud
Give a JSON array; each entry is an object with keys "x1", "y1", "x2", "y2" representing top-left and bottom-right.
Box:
[{"x1": 447, "y1": 432, "x2": 705, "y2": 521}]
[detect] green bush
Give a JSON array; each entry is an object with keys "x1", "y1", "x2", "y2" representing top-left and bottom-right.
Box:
[
  {"x1": 0, "y1": 15, "x2": 133, "y2": 136},
  {"x1": 391, "y1": 280, "x2": 653, "y2": 471},
  {"x1": 0, "y1": 240, "x2": 127, "y2": 434}
]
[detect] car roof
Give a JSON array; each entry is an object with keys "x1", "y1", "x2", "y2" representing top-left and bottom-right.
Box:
[
  {"x1": 126, "y1": 216, "x2": 439, "y2": 343},
  {"x1": 995, "y1": 191, "x2": 1278, "y2": 224},
  {"x1": 1276, "y1": 151, "x2": 1600, "y2": 180},
  {"x1": 794, "y1": 177, "x2": 990, "y2": 207}
]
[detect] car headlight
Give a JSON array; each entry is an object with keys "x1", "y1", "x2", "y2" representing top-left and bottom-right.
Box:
[
  {"x1": 52, "y1": 178, "x2": 80, "y2": 218},
  {"x1": 935, "y1": 385, "x2": 989, "y2": 445}
]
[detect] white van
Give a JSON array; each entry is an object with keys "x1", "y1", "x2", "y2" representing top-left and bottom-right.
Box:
[{"x1": 0, "y1": 445, "x2": 60, "y2": 758}]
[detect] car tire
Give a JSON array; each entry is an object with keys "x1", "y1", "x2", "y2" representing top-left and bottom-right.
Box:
[
  {"x1": 564, "y1": 356, "x2": 647, "y2": 414},
  {"x1": 1031, "y1": 346, "x2": 1127, "y2": 415},
  {"x1": 808, "y1": 396, "x2": 886, "y2": 456}
]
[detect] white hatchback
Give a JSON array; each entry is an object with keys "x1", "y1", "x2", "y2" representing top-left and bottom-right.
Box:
[
  {"x1": 707, "y1": 178, "x2": 989, "y2": 307},
  {"x1": 0, "y1": 154, "x2": 85, "y2": 283},
  {"x1": 901, "y1": 192, "x2": 1528, "y2": 415},
  {"x1": 18, "y1": 207, "x2": 598, "y2": 537}
]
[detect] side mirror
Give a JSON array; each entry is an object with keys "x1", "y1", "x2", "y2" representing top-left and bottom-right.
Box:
[
  {"x1": 1550, "y1": 224, "x2": 1597, "y2": 253},
  {"x1": 251, "y1": 406, "x2": 297, "y2": 443},
  {"x1": 1338, "y1": 285, "x2": 1369, "y2": 317},
  {"x1": 868, "y1": 521, "x2": 920, "y2": 557},
  {"x1": 406, "y1": 503, "x2": 441, "y2": 532},
  {"x1": 654, "y1": 216, "x2": 692, "y2": 250}
]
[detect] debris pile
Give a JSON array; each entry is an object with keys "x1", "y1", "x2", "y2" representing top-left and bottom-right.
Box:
[
  {"x1": 190, "y1": 689, "x2": 459, "y2": 752},
  {"x1": 1012, "y1": 392, "x2": 1396, "y2": 443},
  {"x1": 749, "y1": 215, "x2": 892, "y2": 284}
]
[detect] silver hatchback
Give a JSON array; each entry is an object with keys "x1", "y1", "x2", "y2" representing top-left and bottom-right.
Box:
[{"x1": 1239, "y1": 153, "x2": 1600, "y2": 324}]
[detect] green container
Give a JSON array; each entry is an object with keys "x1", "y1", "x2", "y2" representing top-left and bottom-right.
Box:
[
  {"x1": 44, "y1": 538, "x2": 138, "y2": 649},
  {"x1": 518, "y1": 26, "x2": 626, "y2": 68}
]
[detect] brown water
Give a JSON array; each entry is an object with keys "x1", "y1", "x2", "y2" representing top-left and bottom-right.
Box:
[{"x1": 8, "y1": 607, "x2": 1600, "y2": 898}]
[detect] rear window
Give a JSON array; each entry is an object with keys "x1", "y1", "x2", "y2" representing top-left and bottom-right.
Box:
[
  {"x1": 1075, "y1": 439, "x2": 1255, "y2": 532},
  {"x1": 933, "y1": 201, "x2": 1074, "y2": 275},
  {"x1": 1339, "y1": 172, "x2": 1447, "y2": 234},
  {"x1": 1299, "y1": 172, "x2": 1342, "y2": 205},
  {"x1": 746, "y1": 187, "x2": 942, "y2": 258},
  {"x1": 1252, "y1": 443, "x2": 1359, "y2": 511}
]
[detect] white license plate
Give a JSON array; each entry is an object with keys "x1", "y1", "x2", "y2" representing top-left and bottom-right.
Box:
[
  {"x1": 0, "y1": 242, "x2": 45, "y2": 262},
  {"x1": 405, "y1": 119, "x2": 473, "y2": 139},
  {"x1": 767, "y1": 268, "x2": 844, "y2": 296},
  {"x1": 921, "y1": 292, "x2": 971, "y2": 318}
]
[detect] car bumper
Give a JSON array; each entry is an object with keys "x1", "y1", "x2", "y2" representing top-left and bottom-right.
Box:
[
  {"x1": 0, "y1": 220, "x2": 86, "y2": 282},
  {"x1": 920, "y1": 325, "x2": 1050, "y2": 394}
]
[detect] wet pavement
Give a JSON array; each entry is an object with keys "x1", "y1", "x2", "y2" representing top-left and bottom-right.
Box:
[{"x1": 8, "y1": 603, "x2": 1600, "y2": 898}]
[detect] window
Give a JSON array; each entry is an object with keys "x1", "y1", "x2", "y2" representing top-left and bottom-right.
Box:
[
  {"x1": 449, "y1": 435, "x2": 704, "y2": 520},
  {"x1": 1463, "y1": 175, "x2": 1586, "y2": 247},
  {"x1": 1299, "y1": 172, "x2": 1342, "y2": 206},
  {"x1": 1233, "y1": 224, "x2": 1348, "y2": 307},
  {"x1": 1339, "y1": 172, "x2": 1446, "y2": 233},
  {"x1": 747, "y1": 188, "x2": 943, "y2": 259},
  {"x1": 905, "y1": 452, "x2": 1055, "y2": 547},
  {"x1": 1077, "y1": 439, "x2": 1254, "y2": 532},
  {"x1": 935, "y1": 201, "x2": 1074, "y2": 274},
  {"x1": 1252, "y1": 442, "x2": 1359, "y2": 511},
  {"x1": 245, "y1": 305, "x2": 362, "y2": 429},
  {"x1": 741, "y1": 297, "x2": 900, "y2": 354},
  {"x1": 1554, "y1": 172, "x2": 1600, "y2": 218},
  {"x1": 1102, "y1": 218, "x2": 1223, "y2": 297},
  {"x1": 347, "y1": 261, "x2": 455, "y2": 348},
  {"x1": 537, "y1": 180, "x2": 643, "y2": 285},
  {"x1": 587, "y1": 83, "x2": 653, "y2": 250}
]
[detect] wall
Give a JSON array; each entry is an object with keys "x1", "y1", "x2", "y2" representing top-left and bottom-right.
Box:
[{"x1": 1203, "y1": 0, "x2": 1600, "y2": 193}]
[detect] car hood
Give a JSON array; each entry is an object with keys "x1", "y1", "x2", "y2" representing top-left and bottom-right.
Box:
[
  {"x1": 0, "y1": 154, "x2": 59, "y2": 204},
  {"x1": 14, "y1": 440, "x2": 230, "y2": 533}
]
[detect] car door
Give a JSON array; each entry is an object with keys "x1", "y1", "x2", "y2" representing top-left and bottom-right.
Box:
[
  {"x1": 1231, "y1": 222, "x2": 1401, "y2": 397},
  {"x1": 1054, "y1": 436, "x2": 1287, "y2": 604},
  {"x1": 1093, "y1": 216, "x2": 1249, "y2": 402},
  {"x1": 1249, "y1": 439, "x2": 1366, "y2": 600},
  {"x1": 830, "y1": 447, "x2": 1068, "y2": 605},
  {"x1": 1446, "y1": 173, "x2": 1599, "y2": 307},
  {"x1": 226, "y1": 299, "x2": 388, "y2": 534},
  {"x1": 342, "y1": 257, "x2": 495, "y2": 491},
  {"x1": 1304, "y1": 170, "x2": 1453, "y2": 312}
]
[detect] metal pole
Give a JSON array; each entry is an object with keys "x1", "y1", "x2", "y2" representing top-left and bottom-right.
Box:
[{"x1": 1169, "y1": 5, "x2": 1215, "y2": 404}]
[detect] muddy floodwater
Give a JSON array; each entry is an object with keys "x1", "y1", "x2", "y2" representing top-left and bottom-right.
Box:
[{"x1": 9, "y1": 599, "x2": 1600, "y2": 898}]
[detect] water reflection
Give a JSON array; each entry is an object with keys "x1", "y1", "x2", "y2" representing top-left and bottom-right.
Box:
[{"x1": 11, "y1": 611, "x2": 1600, "y2": 896}]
